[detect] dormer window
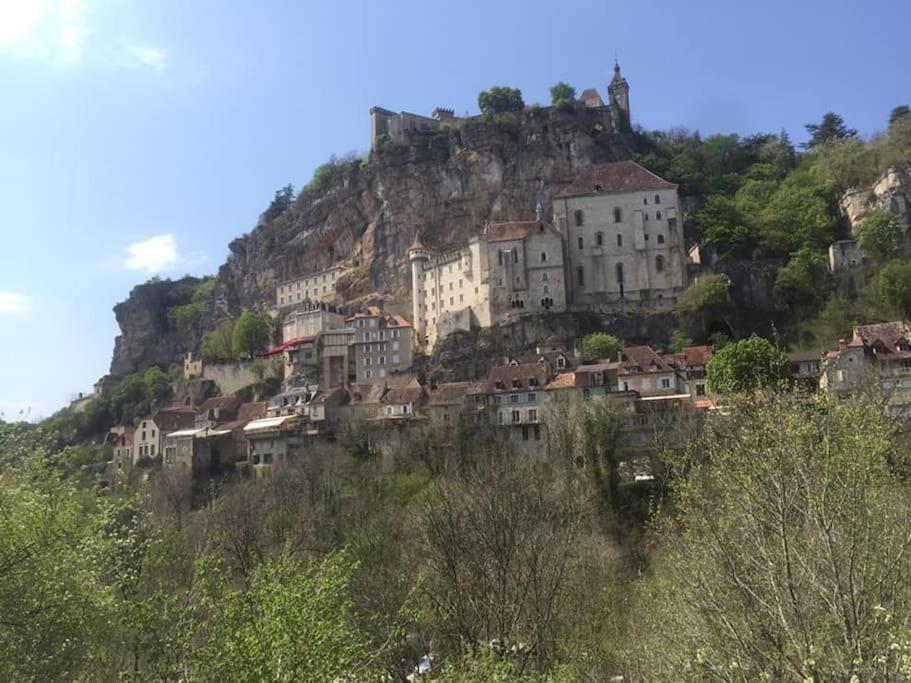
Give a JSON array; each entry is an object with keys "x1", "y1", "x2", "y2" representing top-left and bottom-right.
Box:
[
  {"x1": 511, "y1": 379, "x2": 520, "y2": 389},
  {"x1": 594, "y1": 184, "x2": 603, "y2": 192},
  {"x1": 528, "y1": 377, "x2": 539, "y2": 386}
]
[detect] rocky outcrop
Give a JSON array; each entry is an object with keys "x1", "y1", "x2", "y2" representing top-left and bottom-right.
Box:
[
  {"x1": 110, "y1": 277, "x2": 202, "y2": 377},
  {"x1": 840, "y1": 165, "x2": 911, "y2": 231},
  {"x1": 111, "y1": 108, "x2": 638, "y2": 374}
]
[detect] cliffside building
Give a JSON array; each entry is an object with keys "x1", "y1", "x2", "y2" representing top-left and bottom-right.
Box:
[
  {"x1": 409, "y1": 213, "x2": 566, "y2": 349},
  {"x1": 347, "y1": 307, "x2": 414, "y2": 382},
  {"x1": 553, "y1": 160, "x2": 687, "y2": 312},
  {"x1": 275, "y1": 264, "x2": 347, "y2": 309}
]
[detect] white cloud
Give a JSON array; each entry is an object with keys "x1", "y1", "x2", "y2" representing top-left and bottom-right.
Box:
[
  {"x1": 0, "y1": 0, "x2": 87, "y2": 64},
  {"x1": 123, "y1": 234, "x2": 180, "y2": 274},
  {"x1": 0, "y1": 292, "x2": 33, "y2": 313},
  {"x1": 121, "y1": 41, "x2": 168, "y2": 72}
]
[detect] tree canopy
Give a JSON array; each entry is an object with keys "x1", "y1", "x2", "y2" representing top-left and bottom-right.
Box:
[
  {"x1": 201, "y1": 318, "x2": 237, "y2": 361},
  {"x1": 705, "y1": 336, "x2": 789, "y2": 394},
  {"x1": 802, "y1": 111, "x2": 857, "y2": 149},
  {"x1": 856, "y1": 209, "x2": 902, "y2": 259},
  {"x1": 231, "y1": 311, "x2": 271, "y2": 359},
  {"x1": 549, "y1": 82, "x2": 576, "y2": 109},
  {"x1": 879, "y1": 258, "x2": 911, "y2": 317},
  {"x1": 478, "y1": 86, "x2": 525, "y2": 116},
  {"x1": 581, "y1": 333, "x2": 622, "y2": 362}
]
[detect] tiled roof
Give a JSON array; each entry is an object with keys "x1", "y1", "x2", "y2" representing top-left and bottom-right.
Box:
[
  {"x1": 787, "y1": 350, "x2": 824, "y2": 364},
  {"x1": 428, "y1": 381, "x2": 474, "y2": 405},
  {"x1": 682, "y1": 345, "x2": 714, "y2": 367},
  {"x1": 237, "y1": 401, "x2": 268, "y2": 422},
  {"x1": 555, "y1": 161, "x2": 677, "y2": 198},
  {"x1": 384, "y1": 382, "x2": 425, "y2": 406},
  {"x1": 579, "y1": 88, "x2": 603, "y2": 105},
  {"x1": 348, "y1": 382, "x2": 386, "y2": 405},
  {"x1": 546, "y1": 372, "x2": 576, "y2": 390},
  {"x1": 153, "y1": 408, "x2": 197, "y2": 433},
  {"x1": 198, "y1": 395, "x2": 241, "y2": 415},
  {"x1": 614, "y1": 346, "x2": 675, "y2": 375},
  {"x1": 487, "y1": 363, "x2": 551, "y2": 393},
  {"x1": 851, "y1": 321, "x2": 911, "y2": 353}
]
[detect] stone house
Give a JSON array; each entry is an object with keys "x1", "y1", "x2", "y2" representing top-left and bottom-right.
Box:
[
  {"x1": 243, "y1": 415, "x2": 302, "y2": 477},
  {"x1": 553, "y1": 160, "x2": 687, "y2": 313},
  {"x1": 134, "y1": 407, "x2": 195, "y2": 462},
  {"x1": 820, "y1": 321, "x2": 911, "y2": 398},
  {"x1": 338, "y1": 381, "x2": 388, "y2": 424},
  {"x1": 281, "y1": 304, "x2": 346, "y2": 342},
  {"x1": 266, "y1": 385, "x2": 345, "y2": 437},
  {"x1": 666, "y1": 345, "x2": 714, "y2": 397},
  {"x1": 194, "y1": 395, "x2": 241, "y2": 429},
  {"x1": 347, "y1": 307, "x2": 414, "y2": 382},
  {"x1": 787, "y1": 350, "x2": 825, "y2": 392},
  {"x1": 162, "y1": 426, "x2": 235, "y2": 492},
  {"x1": 219, "y1": 401, "x2": 268, "y2": 469},
  {"x1": 426, "y1": 381, "x2": 477, "y2": 428},
  {"x1": 108, "y1": 426, "x2": 135, "y2": 480},
  {"x1": 484, "y1": 362, "x2": 551, "y2": 450},
  {"x1": 611, "y1": 346, "x2": 687, "y2": 397},
  {"x1": 378, "y1": 378, "x2": 426, "y2": 423}
]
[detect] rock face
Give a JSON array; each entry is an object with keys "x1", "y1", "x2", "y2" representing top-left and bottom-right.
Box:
[
  {"x1": 840, "y1": 165, "x2": 911, "y2": 231},
  {"x1": 110, "y1": 108, "x2": 637, "y2": 374},
  {"x1": 110, "y1": 277, "x2": 202, "y2": 377}
]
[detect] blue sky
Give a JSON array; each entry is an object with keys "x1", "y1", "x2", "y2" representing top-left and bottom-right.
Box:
[{"x1": 0, "y1": 0, "x2": 908, "y2": 420}]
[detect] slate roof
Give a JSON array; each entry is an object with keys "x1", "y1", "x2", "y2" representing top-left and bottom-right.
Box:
[
  {"x1": 198, "y1": 395, "x2": 240, "y2": 417},
  {"x1": 555, "y1": 161, "x2": 677, "y2": 198}
]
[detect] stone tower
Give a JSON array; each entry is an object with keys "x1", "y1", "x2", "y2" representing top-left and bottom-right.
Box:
[
  {"x1": 608, "y1": 61, "x2": 631, "y2": 132},
  {"x1": 408, "y1": 234, "x2": 430, "y2": 343}
]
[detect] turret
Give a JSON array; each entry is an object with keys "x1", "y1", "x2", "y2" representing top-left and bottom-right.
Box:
[
  {"x1": 408, "y1": 234, "x2": 430, "y2": 342},
  {"x1": 607, "y1": 61, "x2": 631, "y2": 132}
]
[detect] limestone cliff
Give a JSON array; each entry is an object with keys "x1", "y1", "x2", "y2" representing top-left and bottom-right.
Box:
[
  {"x1": 110, "y1": 107, "x2": 636, "y2": 375},
  {"x1": 840, "y1": 165, "x2": 911, "y2": 231}
]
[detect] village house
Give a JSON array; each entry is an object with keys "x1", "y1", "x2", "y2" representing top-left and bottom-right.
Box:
[
  {"x1": 194, "y1": 395, "x2": 241, "y2": 429},
  {"x1": 108, "y1": 426, "x2": 135, "y2": 480},
  {"x1": 134, "y1": 407, "x2": 196, "y2": 462},
  {"x1": 266, "y1": 385, "x2": 345, "y2": 437},
  {"x1": 787, "y1": 350, "x2": 825, "y2": 392},
  {"x1": 162, "y1": 426, "x2": 235, "y2": 487},
  {"x1": 338, "y1": 381, "x2": 388, "y2": 424},
  {"x1": 217, "y1": 401, "x2": 269, "y2": 469},
  {"x1": 484, "y1": 362, "x2": 551, "y2": 451},
  {"x1": 243, "y1": 415, "x2": 303, "y2": 477},
  {"x1": 611, "y1": 346, "x2": 687, "y2": 396},
  {"x1": 347, "y1": 307, "x2": 414, "y2": 382},
  {"x1": 282, "y1": 303, "x2": 346, "y2": 341},
  {"x1": 426, "y1": 381, "x2": 479, "y2": 428},
  {"x1": 666, "y1": 345, "x2": 714, "y2": 397},
  {"x1": 553, "y1": 160, "x2": 687, "y2": 313},
  {"x1": 378, "y1": 377, "x2": 426, "y2": 423}
]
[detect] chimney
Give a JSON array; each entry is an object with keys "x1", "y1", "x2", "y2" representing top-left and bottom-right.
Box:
[{"x1": 838, "y1": 339, "x2": 847, "y2": 351}]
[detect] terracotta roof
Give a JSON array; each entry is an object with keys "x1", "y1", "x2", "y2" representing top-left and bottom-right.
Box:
[
  {"x1": 555, "y1": 161, "x2": 676, "y2": 198},
  {"x1": 614, "y1": 346, "x2": 675, "y2": 375},
  {"x1": 152, "y1": 408, "x2": 197, "y2": 433},
  {"x1": 787, "y1": 350, "x2": 824, "y2": 364},
  {"x1": 487, "y1": 221, "x2": 559, "y2": 243},
  {"x1": 428, "y1": 381, "x2": 474, "y2": 406},
  {"x1": 237, "y1": 401, "x2": 268, "y2": 422},
  {"x1": 487, "y1": 363, "x2": 551, "y2": 393},
  {"x1": 579, "y1": 88, "x2": 603, "y2": 105},
  {"x1": 682, "y1": 345, "x2": 714, "y2": 367},
  {"x1": 546, "y1": 372, "x2": 576, "y2": 390},
  {"x1": 851, "y1": 321, "x2": 911, "y2": 353}
]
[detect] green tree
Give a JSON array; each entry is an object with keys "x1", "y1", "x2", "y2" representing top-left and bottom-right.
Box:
[
  {"x1": 144, "y1": 366, "x2": 172, "y2": 405},
  {"x1": 669, "y1": 329, "x2": 694, "y2": 353},
  {"x1": 581, "y1": 332, "x2": 622, "y2": 362},
  {"x1": 773, "y1": 247, "x2": 830, "y2": 310},
  {"x1": 705, "y1": 335, "x2": 789, "y2": 394},
  {"x1": 190, "y1": 551, "x2": 377, "y2": 681},
  {"x1": 697, "y1": 195, "x2": 751, "y2": 257},
  {"x1": 890, "y1": 104, "x2": 911, "y2": 127},
  {"x1": 259, "y1": 184, "x2": 294, "y2": 225},
  {"x1": 549, "y1": 82, "x2": 576, "y2": 110},
  {"x1": 478, "y1": 86, "x2": 525, "y2": 116},
  {"x1": 757, "y1": 166, "x2": 837, "y2": 254},
  {"x1": 0, "y1": 455, "x2": 117, "y2": 680},
  {"x1": 812, "y1": 138, "x2": 878, "y2": 192},
  {"x1": 111, "y1": 374, "x2": 150, "y2": 423},
  {"x1": 856, "y1": 209, "x2": 902, "y2": 259},
  {"x1": 802, "y1": 111, "x2": 858, "y2": 149},
  {"x1": 631, "y1": 392, "x2": 911, "y2": 680},
  {"x1": 879, "y1": 258, "x2": 911, "y2": 316},
  {"x1": 231, "y1": 311, "x2": 271, "y2": 359},
  {"x1": 201, "y1": 318, "x2": 236, "y2": 361}
]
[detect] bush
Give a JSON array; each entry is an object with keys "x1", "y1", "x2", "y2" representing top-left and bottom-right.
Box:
[
  {"x1": 581, "y1": 333, "x2": 622, "y2": 362},
  {"x1": 879, "y1": 258, "x2": 911, "y2": 316},
  {"x1": 706, "y1": 336, "x2": 789, "y2": 394},
  {"x1": 856, "y1": 210, "x2": 902, "y2": 259}
]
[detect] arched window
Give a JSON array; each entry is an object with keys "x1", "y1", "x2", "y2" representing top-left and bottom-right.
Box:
[
  {"x1": 540, "y1": 251, "x2": 547, "y2": 262},
  {"x1": 656, "y1": 255, "x2": 665, "y2": 272},
  {"x1": 596, "y1": 232, "x2": 604, "y2": 246},
  {"x1": 542, "y1": 285, "x2": 549, "y2": 294},
  {"x1": 541, "y1": 272, "x2": 548, "y2": 281},
  {"x1": 615, "y1": 262, "x2": 624, "y2": 283},
  {"x1": 655, "y1": 194, "x2": 661, "y2": 204},
  {"x1": 656, "y1": 210, "x2": 662, "y2": 220},
  {"x1": 613, "y1": 207, "x2": 622, "y2": 223}
]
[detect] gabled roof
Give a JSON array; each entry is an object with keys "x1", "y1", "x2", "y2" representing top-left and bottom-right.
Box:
[
  {"x1": 347, "y1": 381, "x2": 387, "y2": 405},
  {"x1": 851, "y1": 321, "x2": 911, "y2": 354},
  {"x1": 152, "y1": 408, "x2": 196, "y2": 433},
  {"x1": 237, "y1": 401, "x2": 268, "y2": 422},
  {"x1": 787, "y1": 350, "x2": 824, "y2": 364},
  {"x1": 383, "y1": 380, "x2": 425, "y2": 406},
  {"x1": 198, "y1": 395, "x2": 240, "y2": 416},
  {"x1": 614, "y1": 346, "x2": 675, "y2": 375},
  {"x1": 681, "y1": 345, "x2": 714, "y2": 367},
  {"x1": 555, "y1": 160, "x2": 677, "y2": 198},
  {"x1": 579, "y1": 88, "x2": 604, "y2": 106},
  {"x1": 428, "y1": 381, "x2": 474, "y2": 406},
  {"x1": 487, "y1": 363, "x2": 551, "y2": 393}
]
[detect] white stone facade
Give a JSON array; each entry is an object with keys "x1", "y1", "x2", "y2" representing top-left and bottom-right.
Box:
[{"x1": 275, "y1": 265, "x2": 346, "y2": 308}]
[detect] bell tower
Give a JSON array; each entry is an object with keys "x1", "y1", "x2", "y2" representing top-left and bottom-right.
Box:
[{"x1": 608, "y1": 60, "x2": 631, "y2": 132}]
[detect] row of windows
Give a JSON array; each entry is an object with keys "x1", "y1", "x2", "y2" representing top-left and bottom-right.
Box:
[
  {"x1": 362, "y1": 355, "x2": 401, "y2": 366},
  {"x1": 361, "y1": 329, "x2": 402, "y2": 341},
  {"x1": 278, "y1": 285, "x2": 331, "y2": 304},
  {"x1": 280, "y1": 270, "x2": 339, "y2": 294},
  {"x1": 493, "y1": 392, "x2": 538, "y2": 404},
  {"x1": 497, "y1": 408, "x2": 539, "y2": 423},
  {"x1": 577, "y1": 232, "x2": 668, "y2": 250},
  {"x1": 573, "y1": 204, "x2": 667, "y2": 227}
]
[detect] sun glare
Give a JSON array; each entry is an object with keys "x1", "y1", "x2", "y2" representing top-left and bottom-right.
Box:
[{"x1": 0, "y1": 0, "x2": 50, "y2": 46}]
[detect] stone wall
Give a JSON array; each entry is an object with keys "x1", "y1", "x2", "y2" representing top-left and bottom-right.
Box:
[{"x1": 202, "y1": 359, "x2": 279, "y2": 395}]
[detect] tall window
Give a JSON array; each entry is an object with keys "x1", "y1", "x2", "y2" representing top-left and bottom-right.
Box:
[
  {"x1": 668, "y1": 217, "x2": 677, "y2": 232},
  {"x1": 616, "y1": 233, "x2": 622, "y2": 247},
  {"x1": 657, "y1": 233, "x2": 665, "y2": 244},
  {"x1": 512, "y1": 249, "x2": 518, "y2": 264},
  {"x1": 656, "y1": 210, "x2": 662, "y2": 220},
  {"x1": 613, "y1": 207, "x2": 622, "y2": 223},
  {"x1": 596, "y1": 232, "x2": 604, "y2": 246},
  {"x1": 643, "y1": 197, "x2": 648, "y2": 205},
  {"x1": 577, "y1": 236, "x2": 583, "y2": 250},
  {"x1": 616, "y1": 262, "x2": 624, "y2": 283},
  {"x1": 655, "y1": 194, "x2": 661, "y2": 204},
  {"x1": 656, "y1": 255, "x2": 665, "y2": 272},
  {"x1": 577, "y1": 266, "x2": 585, "y2": 287},
  {"x1": 574, "y1": 209, "x2": 584, "y2": 227},
  {"x1": 498, "y1": 250, "x2": 503, "y2": 265},
  {"x1": 540, "y1": 251, "x2": 547, "y2": 262}
]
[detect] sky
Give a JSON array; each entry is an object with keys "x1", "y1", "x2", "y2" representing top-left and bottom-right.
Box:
[{"x1": 0, "y1": 0, "x2": 908, "y2": 420}]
